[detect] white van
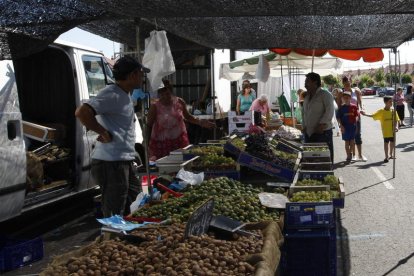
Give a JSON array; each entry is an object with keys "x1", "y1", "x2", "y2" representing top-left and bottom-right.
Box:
[{"x1": 0, "y1": 40, "x2": 143, "y2": 222}]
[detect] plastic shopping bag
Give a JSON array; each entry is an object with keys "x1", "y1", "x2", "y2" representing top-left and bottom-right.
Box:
[
  {"x1": 255, "y1": 54, "x2": 270, "y2": 82},
  {"x1": 142, "y1": 30, "x2": 176, "y2": 92},
  {"x1": 176, "y1": 168, "x2": 204, "y2": 186}
]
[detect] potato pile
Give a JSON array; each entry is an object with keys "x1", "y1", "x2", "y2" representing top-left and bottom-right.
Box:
[{"x1": 42, "y1": 224, "x2": 262, "y2": 276}]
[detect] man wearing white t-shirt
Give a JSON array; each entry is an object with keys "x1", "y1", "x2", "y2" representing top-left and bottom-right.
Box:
[{"x1": 75, "y1": 56, "x2": 149, "y2": 217}]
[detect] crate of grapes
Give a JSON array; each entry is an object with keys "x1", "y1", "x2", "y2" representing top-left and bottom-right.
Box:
[
  {"x1": 237, "y1": 151, "x2": 299, "y2": 182},
  {"x1": 285, "y1": 200, "x2": 335, "y2": 229},
  {"x1": 224, "y1": 136, "x2": 246, "y2": 159},
  {"x1": 302, "y1": 143, "x2": 331, "y2": 162},
  {"x1": 182, "y1": 144, "x2": 224, "y2": 160},
  {"x1": 299, "y1": 170, "x2": 334, "y2": 181},
  {"x1": 290, "y1": 173, "x2": 345, "y2": 209},
  {"x1": 289, "y1": 171, "x2": 331, "y2": 195},
  {"x1": 186, "y1": 156, "x2": 241, "y2": 180}
]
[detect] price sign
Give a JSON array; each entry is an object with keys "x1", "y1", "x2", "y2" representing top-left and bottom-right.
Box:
[{"x1": 184, "y1": 198, "x2": 214, "y2": 238}]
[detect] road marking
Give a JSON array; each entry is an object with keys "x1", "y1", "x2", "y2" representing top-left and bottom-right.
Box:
[
  {"x1": 371, "y1": 167, "x2": 394, "y2": 189},
  {"x1": 340, "y1": 233, "x2": 386, "y2": 240}
]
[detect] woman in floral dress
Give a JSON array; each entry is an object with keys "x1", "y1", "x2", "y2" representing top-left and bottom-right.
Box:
[{"x1": 148, "y1": 80, "x2": 214, "y2": 160}]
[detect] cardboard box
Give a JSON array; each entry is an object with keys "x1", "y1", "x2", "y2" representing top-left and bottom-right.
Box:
[{"x1": 22, "y1": 121, "x2": 65, "y2": 142}]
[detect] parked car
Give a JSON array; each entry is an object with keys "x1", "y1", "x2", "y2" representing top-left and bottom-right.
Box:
[
  {"x1": 378, "y1": 87, "x2": 395, "y2": 97},
  {"x1": 361, "y1": 88, "x2": 375, "y2": 95},
  {"x1": 362, "y1": 86, "x2": 380, "y2": 96}
]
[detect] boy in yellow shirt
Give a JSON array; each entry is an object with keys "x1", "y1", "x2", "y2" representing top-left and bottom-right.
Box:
[{"x1": 360, "y1": 96, "x2": 399, "y2": 163}]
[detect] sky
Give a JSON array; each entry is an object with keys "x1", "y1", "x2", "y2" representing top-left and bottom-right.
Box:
[
  {"x1": 58, "y1": 28, "x2": 120, "y2": 58},
  {"x1": 58, "y1": 27, "x2": 414, "y2": 70}
]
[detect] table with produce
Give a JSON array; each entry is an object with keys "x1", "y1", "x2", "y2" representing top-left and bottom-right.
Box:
[{"x1": 40, "y1": 125, "x2": 345, "y2": 276}]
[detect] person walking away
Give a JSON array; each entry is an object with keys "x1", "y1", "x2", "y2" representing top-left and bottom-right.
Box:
[
  {"x1": 302, "y1": 72, "x2": 335, "y2": 163},
  {"x1": 405, "y1": 85, "x2": 414, "y2": 126},
  {"x1": 75, "y1": 56, "x2": 148, "y2": 217},
  {"x1": 236, "y1": 83, "x2": 255, "y2": 115},
  {"x1": 394, "y1": 87, "x2": 405, "y2": 127},
  {"x1": 339, "y1": 77, "x2": 366, "y2": 161},
  {"x1": 360, "y1": 96, "x2": 399, "y2": 163},
  {"x1": 148, "y1": 80, "x2": 215, "y2": 161},
  {"x1": 336, "y1": 91, "x2": 359, "y2": 163}
]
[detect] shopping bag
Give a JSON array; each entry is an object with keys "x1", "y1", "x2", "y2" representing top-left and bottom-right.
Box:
[
  {"x1": 255, "y1": 54, "x2": 270, "y2": 82},
  {"x1": 142, "y1": 30, "x2": 176, "y2": 92}
]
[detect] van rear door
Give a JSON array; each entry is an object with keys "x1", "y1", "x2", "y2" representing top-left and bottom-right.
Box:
[{"x1": 0, "y1": 60, "x2": 26, "y2": 221}]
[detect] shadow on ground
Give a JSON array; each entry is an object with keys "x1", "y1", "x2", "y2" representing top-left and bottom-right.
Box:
[{"x1": 337, "y1": 210, "x2": 351, "y2": 276}]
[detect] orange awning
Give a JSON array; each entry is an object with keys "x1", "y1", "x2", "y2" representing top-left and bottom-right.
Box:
[{"x1": 269, "y1": 48, "x2": 384, "y2": 62}]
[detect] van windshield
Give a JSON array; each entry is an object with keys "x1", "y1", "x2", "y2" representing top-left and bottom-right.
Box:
[{"x1": 82, "y1": 55, "x2": 107, "y2": 97}]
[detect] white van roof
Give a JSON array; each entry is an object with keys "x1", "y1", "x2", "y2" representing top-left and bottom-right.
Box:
[{"x1": 53, "y1": 39, "x2": 103, "y2": 55}]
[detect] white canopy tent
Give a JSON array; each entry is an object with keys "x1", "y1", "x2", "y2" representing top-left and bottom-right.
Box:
[
  {"x1": 219, "y1": 52, "x2": 343, "y2": 81},
  {"x1": 219, "y1": 52, "x2": 344, "y2": 111}
]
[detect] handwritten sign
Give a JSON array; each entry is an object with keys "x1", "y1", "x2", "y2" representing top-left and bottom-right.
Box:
[{"x1": 184, "y1": 198, "x2": 214, "y2": 238}]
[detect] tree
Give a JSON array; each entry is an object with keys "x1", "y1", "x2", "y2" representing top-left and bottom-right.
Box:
[
  {"x1": 385, "y1": 72, "x2": 399, "y2": 85},
  {"x1": 401, "y1": 74, "x2": 412, "y2": 84},
  {"x1": 322, "y1": 74, "x2": 340, "y2": 87},
  {"x1": 374, "y1": 68, "x2": 385, "y2": 83},
  {"x1": 366, "y1": 79, "x2": 375, "y2": 87},
  {"x1": 359, "y1": 74, "x2": 373, "y2": 88}
]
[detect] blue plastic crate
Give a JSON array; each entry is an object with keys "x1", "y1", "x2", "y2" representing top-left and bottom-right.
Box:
[
  {"x1": 223, "y1": 142, "x2": 242, "y2": 158},
  {"x1": 285, "y1": 202, "x2": 334, "y2": 229},
  {"x1": 237, "y1": 152, "x2": 297, "y2": 182},
  {"x1": 282, "y1": 227, "x2": 336, "y2": 276},
  {"x1": 0, "y1": 236, "x2": 44, "y2": 272}
]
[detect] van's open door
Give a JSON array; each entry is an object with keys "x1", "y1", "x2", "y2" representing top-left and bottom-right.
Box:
[{"x1": 0, "y1": 60, "x2": 26, "y2": 222}]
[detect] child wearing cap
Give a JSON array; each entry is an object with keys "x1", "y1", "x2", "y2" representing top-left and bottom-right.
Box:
[
  {"x1": 360, "y1": 96, "x2": 399, "y2": 162},
  {"x1": 336, "y1": 91, "x2": 359, "y2": 163}
]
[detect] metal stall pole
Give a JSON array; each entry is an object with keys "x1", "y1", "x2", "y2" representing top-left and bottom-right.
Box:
[
  {"x1": 392, "y1": 48, "x2": 398, "y2": 178},
  {"x1": 210, "y1": 49, "x2": 217, "y2": 139},
  {"x1": 135, "y1": 21, "x2": 152, "y2": 195},
  {"x1": 398, "y1": 50, "x2": 401, "y2": 86}
]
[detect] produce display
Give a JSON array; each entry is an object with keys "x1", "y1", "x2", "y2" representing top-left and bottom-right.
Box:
[
  {"x1": 229, "y1": 137, "x2": 246, "y2": 151},
  {"x1": 303, "y1": 146, "x2": 329, "y2": 152},
  {"x1": 132, "y1": 177, "x2": 279, "y2": 223},
  {"x1": 189, "y1": 145, "x2": 223, "y2": 155},
  {"x1": 245, "y1": 133, "x2": 297, "y2": 169},
  {"x1": 296, "y1": 175, "x2": 340, "y2": 190},
  {"x1": 192, "y1": 154, "x2": 237, "y2": 171},
  {"x1": 273, "y1": 125, "x2": 302, "y2": 140},
  {"x1": 42, "y1": 224, "x2": 261, "y2": 276},
  {"x1": 290, "y1": 191, "x2": 332, "y2": 202}
]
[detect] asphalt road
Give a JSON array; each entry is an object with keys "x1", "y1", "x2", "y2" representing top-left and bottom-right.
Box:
[{"x1": 335, "y1": 96, "x2": 414, "y2": 276}]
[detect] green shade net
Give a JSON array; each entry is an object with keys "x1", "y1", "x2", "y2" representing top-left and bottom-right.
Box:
[
  {"x1": 229, "y1": 52, "x2": 277, "y2": 69},
  {"x1": 278, "y1": 93, "x2": 291, "y2": 116}
]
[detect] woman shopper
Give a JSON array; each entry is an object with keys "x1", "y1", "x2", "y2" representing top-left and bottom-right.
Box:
[
  {"x1": 405, "y1": 85, "x2": 414, "y2": 126},
  {"x1": 148, "y1": 80, "x2": 215, "y2": 161},
  {"x1": 236, "y1": 83, "x2": 255, "y2": 115},
  {"x1": 394, "y1": 87, "x2": 405, "y2": 127}
]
